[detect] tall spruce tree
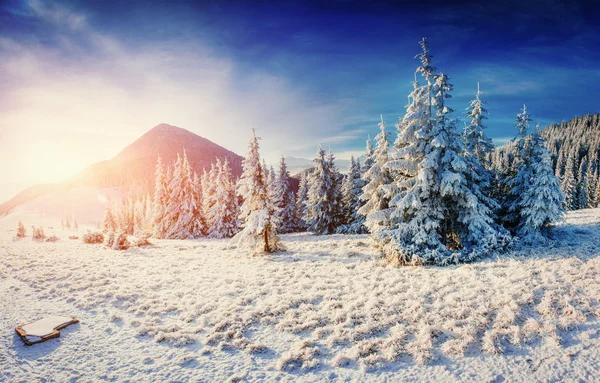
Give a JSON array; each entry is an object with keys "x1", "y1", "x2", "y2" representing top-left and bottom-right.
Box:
[
  {"x1": 503, "y1": 105, "x2": 533, "y2": 228},
  {"x1": 562, "y1": 153, "x2": 578, "y2": 210},
  {"x1": 164, "y1": 151, "x2": 196, "y2": 239},
  {"x1": 358, "y1": 115, "x2": 393, "y2": 232},
  {"x1": 304, "y1": 145, "x2": 340, "y2": 234},
  {"x1": 362, "y1": 135, "x2": 375, "y2": 175},
  {"x1": 337, "y1": 156, "x2": 367, "y2": 234},
  {"x1": 208, "y1": 158, "x2": 239, "y2": 238},
  {"x1": 515, "y1": 128, "x2": 565, "y2": 244},
  {"x1": 464, "y1": 83, "x2": 494, "y2": 167},
  {"x1": 103, "y1": 203, "x2": 117, "y2": 233},
  {"x1": 234, "y1": 129, "x2": 280, "y2": 253},
  {"x1": 295, "y1": 172, "x2": 310, "y2": 231},
  {"x1": 152, "y1": 156, "x2": 169, "y2": 238},
  {"x1": 274, "y1": 156, "x2": 298, "y2": 233},
  {"x1": 576, "y1": 156, "x2": 589, "y2": 209},
  {"x1": 191, "y1": 172, "x2": 206, "y2": 237},
  {"x1": 371, "y1": 38, "x2": 508, "y2": 265}
]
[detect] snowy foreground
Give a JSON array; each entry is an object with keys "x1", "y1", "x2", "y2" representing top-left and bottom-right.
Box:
[{"x1": 2, "y1": 210, "x2": 600, "y2": 382}]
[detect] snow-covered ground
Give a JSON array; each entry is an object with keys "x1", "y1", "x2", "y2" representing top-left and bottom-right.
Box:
[{"x1": 1, "y1": 209, "x2": 600, "y2": 382}]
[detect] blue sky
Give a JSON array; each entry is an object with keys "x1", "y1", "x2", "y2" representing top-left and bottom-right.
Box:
[{"x1": 0, "y1": 0, "x2": 599, "y2": 198}]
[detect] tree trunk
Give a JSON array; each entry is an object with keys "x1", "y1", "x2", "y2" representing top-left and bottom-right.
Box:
[{"x1": 263, "y1": 225, "x2": 270, "y2": 253}]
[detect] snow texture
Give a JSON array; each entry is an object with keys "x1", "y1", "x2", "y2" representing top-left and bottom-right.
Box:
[{"x1": 2, "y1": 208, "x2": 600, "y2": 381}]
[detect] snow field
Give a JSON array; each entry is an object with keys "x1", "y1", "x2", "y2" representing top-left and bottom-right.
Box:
[{"x1": 1, "y1": 208, "x2": 600, "y2": 381}]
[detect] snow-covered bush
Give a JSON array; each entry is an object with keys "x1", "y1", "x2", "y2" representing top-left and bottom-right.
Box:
[
  {"x1": 16, "y1": 221, "x2": 26, "y2": 238},
  {"x1": 83, "y1": 231, "x2": 105, "y2": 244},
  {"x1": 131, "y1": 233, "x2": 151, "y2": 247},
  {"x1": 32, "y1": 226, "x2": 46, "y2": 240},
  {"x1": 111, "y1": 231, "x2": 130, "y2": 250}
]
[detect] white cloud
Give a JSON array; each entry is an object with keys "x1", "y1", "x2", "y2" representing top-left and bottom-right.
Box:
[{"x1": 0, "y1": 1, "x2": 351, "y2": 190}]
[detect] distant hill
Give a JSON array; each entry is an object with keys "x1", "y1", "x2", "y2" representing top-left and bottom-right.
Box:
[
  {"x1": 274, "y1": 156, "x2": 353, "y2": 175},
  {"x1": 0, "y1": 124, "x2": 243, "y2": 216},
  {"x1": 491, "y1": 113, "x2": 600, "y2": 211}
]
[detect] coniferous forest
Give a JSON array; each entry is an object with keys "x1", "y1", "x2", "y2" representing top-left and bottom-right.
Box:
[{"x1": 99, "y1": 38, "x2": 573, "y2": 265}]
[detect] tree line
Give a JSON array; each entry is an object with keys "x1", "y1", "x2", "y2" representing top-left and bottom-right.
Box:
[{"x1": 101, "y1": 38, "x2": 569, "y2": 265}]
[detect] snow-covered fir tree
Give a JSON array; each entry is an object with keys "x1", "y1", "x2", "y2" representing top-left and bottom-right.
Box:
[
  {"x1": 234, "y1": 129, "x2": 280, "y2": 253},
  {"x1": 295, "y1": 172, "x2": 310, "y2": 231},
  {"x1": 336, "y1": 156, "x2": 367, "y2": 234},
  {"x1": 327, "y1": 150, "x2": 344, "y2": 230},
  {"x1": 514, "y1": 127, "x2": 565, "y2": 244},
  {"x1": 208, "y1": 158, "x2": 240, "y2": 238},
  {"x1": 163, "y1": 151, "x2": 197, "y2": 239},
  {"x1": 492, "y1": 113, "x2": 600, "y2": 212},
  {"x1": 202, "y1": 164, "x2": 217, "y2": 226},
  {"x1": 562, "y1": 153, "x2": 578, "y2": 210},
  {"x1": 371, "y1": 38, "x2": 509, "y2": 265},
  {"x1": 273, "y1": 156, "x2": 298, "y2": 233},
  {"x1": 116, "y1": 198, "x2": 134, "y2": 235},
  {"x1": 17, "y1": 221, "x2": 26, "y2": 238},
  {"x1": 134, "y1": 198, "x2": 145, "y2": 236},
  {"x1": 362, "y1": 135, "x2": 375, "y2": 174},
  {"x1": 358, "y1": 115, "x2": 393, "y2": 233},
  {"x1": 576, "y1": 156, "x2": 589, "y2": 209},
  {"x1": 304, "y1": 145, "x2": 342, "y2": 234},
  {"x1": 503, "y1": 105, "x2": 533, "y2": 229},
  {"x1": 191, "y1": 171, "x2": 206, "y2": 237},
  {"x1": 152, "y1": 156, "x2": 170, "y2": 238},
  {"x1": 464, "y1": 83, "x2": 494, "y2": 167},
  {"x1": 103, "y1": 203, "x2": 117, "y2": 233}
]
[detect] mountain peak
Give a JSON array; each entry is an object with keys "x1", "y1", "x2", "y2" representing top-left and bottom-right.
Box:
[{"x1": 146, "y1": 123, "x2": 192, "y2": 136}]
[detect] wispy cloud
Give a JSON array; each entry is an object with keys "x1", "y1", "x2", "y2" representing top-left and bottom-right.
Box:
[{"x1": 0, "y1": 0, "x2": 350, "y2": 187}]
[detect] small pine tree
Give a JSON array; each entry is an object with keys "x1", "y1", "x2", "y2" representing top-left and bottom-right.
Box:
[
  {"x1": 561, "y1": 154, "x2": 578, "y2": 210},
  {"x1": 585, "y1": 161, "x2": 597, "y2": 208},
  {"x1": 576, "y1": 156, "x2": 589, "y2": 209},
  {"x1": 163, "y1": 151, "x2": 197, "y2": 239},
  {"x1": 103, "y1": 204, "x2": 117, "y2": 233},
  {"x1": 152, "y1": 156, "x2": 169, "y2": 238},
  {"x1": 464, "y1": 83, "x2": 494, "y2": 167},
  {"x1": 191, "y1": 171, "x2": 206, "y2": 237},
  {"x1": 234, "y1": 129, "x2": 280, "y2": 254},
  {"x1": 273, "y1": 156, "x2": 298, "y2": 233},
  {"x1": 515, "y1": 128, "x2": 565, "y2": 244},
  {"x1": 134, "y1": 199, "x2": 145, "y2": 236},
  {"x1": 208, "y1": 158, "x2": 240, "y2": 238},
  {"x1": 203, "y1": 162, "x2": 218, "y2": 228},
  {"x1": 358, "y1": 115, "x2": 393, "y2": 233},
  {"x1": 503, "y1": 105, "x2": 533, "y2": 228},
  {"x1": 362, "y1": 135, "x2": 375, "y2": 175},
  {"x1": 304, "y1": 145, "x2": 340, "y2": 234},
  {"x1": 336, "y1": 156, "x2": 367, "y2": 234},
  {"x1": 17, "y1": 221, "x2": 26, "y2": 238},
  {"x1": 295, "y1": 172, "x2": 310, "y2": 231}
]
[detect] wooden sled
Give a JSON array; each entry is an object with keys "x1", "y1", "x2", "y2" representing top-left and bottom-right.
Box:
[{"x1": 15, "y1": 315, "x2": 79, "y2": 346}]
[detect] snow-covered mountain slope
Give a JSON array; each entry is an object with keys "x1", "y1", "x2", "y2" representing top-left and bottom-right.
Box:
[
  {"x1": 1, "y1": 209, "x2": 600, "y2": 382},
  {"x1": 2, "y1": 186, "x2": 122, "y2": 229},
  {"x1": 0, "y1": 124, "x2": 243, "y2": 216}
]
